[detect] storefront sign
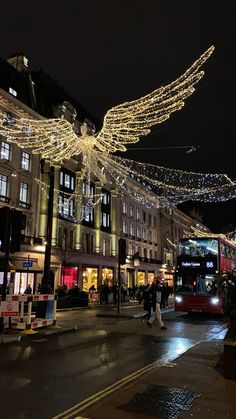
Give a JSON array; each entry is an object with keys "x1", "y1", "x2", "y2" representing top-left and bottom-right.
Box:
[{"x1": 0, "y1": 301, "x2": 19, "y2": 316}]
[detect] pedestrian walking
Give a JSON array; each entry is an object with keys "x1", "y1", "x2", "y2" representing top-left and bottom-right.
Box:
[{"x1": 140, "y1": 280, "x2": 167, "y2": 330}]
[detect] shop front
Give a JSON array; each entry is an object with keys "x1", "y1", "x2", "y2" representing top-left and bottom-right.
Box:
[
  {"x1": 82, "y1": 266, "x2": 98, "y2": 292},
  {"x1": 61, "y1": 266, "x2": 78, "y2": 288},
  {"x1": 127, "y1": 268, "x2": 135, "y2": 288},
  {"x1": 164, "y1": 271, "x2": 175, "y2": 287},
  {"x1": 0, "y1": 258, "x2": 42, "y2": 294},
  {"x1": 137, "y1": 270, "x2": 146, "y2": 286},
  {"x1": 102, "y1": 267, "x2": 114, "y2": 285},
  {"x1": 148, "y1": 271, "x2": 155, "y2": 284}
]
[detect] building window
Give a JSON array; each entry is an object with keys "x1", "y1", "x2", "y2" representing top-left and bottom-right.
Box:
[
  {"x1": 165, "y1": 251, "x2": 173, "y2": 266},
  {"x1": 148, "y1": 231, "x2": 152, "y2": 242},
  {"x1": 137, "y1": 225, "x2": 141, "y2": 239},
  {"x1": 60, "y1": 170, "x2": 75, "y2": 191},
  {"x1": 130, "y1": 223, "x2": 134, "y2": 236},
  {"x1": 59, "y1": 195, "x2": 74, "y2": 219},
  {"x1": 129, "y1": 205, "x2": 133, "y2": 217},
  {"x1": 9, "y1": 87, "x2": 17, "y2": 97},
  {"x1": 20, "y1": 182, "x2": 29, "y2": 204},
  {"x1": 123, "y1": 221, "x2": 127, "y2": 234},
  {"x1": 81, "y1": 182, "x2": 95, "y2": 225},
  {"x1": 153, "y1": 216, "x2": 157, "y2": 228},
  {"x1": 102, "y1": 191, "x2": 110, "y2": 205},
  {"x1": 148, "y1": 214, "x2": 152, "y2": 225},
  {"x1": 136, "y1": 208, "x2": 140, "y2": 220},
  {"x1": 0, "y1": 141, "x2": 10, "y2": 160},
  {"x1": 0, "y1": 174, "x2": 8, "y2": 198},
  {"x1": 21, "y1": 151, "x2": 31, "y2": 171},
  {"x1": 143, "y1": 228, "x2": 146, "y2": 240},
  {"x1": 142, "y1": 211, "x2": 146, "y2": 223},
  {"x1": 123, "y1": 202, "x2": 127, "y2": 214},
  {"x1": 101, "y1": 188, "x2": 111, "y2": 231},
  {"x1": 3, "y1": 112, "x2": 15, "y2": 126},
  {"x1": 102, "y1": 212, "x2": 110, "y2": 228}
]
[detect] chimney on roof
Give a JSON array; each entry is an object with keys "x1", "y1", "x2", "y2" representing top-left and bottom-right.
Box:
[{"x1": 7, "y1": 53, "x2": 29, "y2": 72}]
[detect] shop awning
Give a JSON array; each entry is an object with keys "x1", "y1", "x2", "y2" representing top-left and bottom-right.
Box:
[
  {"x1": 11, "y1": 259, "x2": 43, "y2": 272},
  {"x1": 0, "y1": 258, "x2": 42, "y2": 272}
]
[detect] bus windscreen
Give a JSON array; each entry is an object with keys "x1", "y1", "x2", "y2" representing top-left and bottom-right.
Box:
[{"x1": 178, "y1": 239, "x2": 218, "y2": 257}]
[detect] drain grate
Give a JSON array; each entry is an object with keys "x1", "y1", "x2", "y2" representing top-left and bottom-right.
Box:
[{"x1": 118, "y1": 384, "x2": 200, "y2": 418}]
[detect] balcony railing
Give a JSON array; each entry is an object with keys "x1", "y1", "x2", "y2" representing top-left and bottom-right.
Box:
[{"x1": 20, "y1": 235, "x2": 43, "y2": 246}]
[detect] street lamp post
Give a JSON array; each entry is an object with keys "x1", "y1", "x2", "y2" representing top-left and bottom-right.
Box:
[
  {"x1": 0, "y1": 207, "x2": 11, "y2": 332},
  {"x1": 41, "y1": 165, "x2": 55, "y2": 293}
]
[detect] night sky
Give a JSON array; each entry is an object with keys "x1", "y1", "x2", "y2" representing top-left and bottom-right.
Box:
[{"x1": 1, "y1": 1, "x2": 236, "y2": 232}]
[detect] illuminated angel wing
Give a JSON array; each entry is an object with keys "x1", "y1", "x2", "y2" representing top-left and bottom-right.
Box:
[
  {"x1": 95, "y1": 46, "x2": 214, "y2": 153},
  {"x1": 0, "y1": 115, "x2": 82, "y2": 162}
]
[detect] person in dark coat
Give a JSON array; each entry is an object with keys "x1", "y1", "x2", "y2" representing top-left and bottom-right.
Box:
[
  {"x1": 24, "y1": 284, "x2": 32, "y2": 294},
  {"x1": 140, "y1": 281, "x2": 167, "y2": 329}
]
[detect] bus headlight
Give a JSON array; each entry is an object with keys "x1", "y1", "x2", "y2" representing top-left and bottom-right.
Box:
[
  {"x1": 211, "y1": 297, "x2": 219, "y2": 305},
  {"x1": 175, "y1": 296, "x2": 182, "y2": 303}
]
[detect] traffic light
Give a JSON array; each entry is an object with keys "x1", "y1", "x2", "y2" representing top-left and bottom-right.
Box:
[
  {"x1": 0, "y1": 206, "x2": 9, "y2": 252},
  {"x1": 10, "y1": 210, "x2": 24, "y2": 253},
  {"x1": 0, "y1": 207, "x2": 25, "y2": 253},
  {"x1": 118, "y1": 238, "x2": 127, "y2": 265}
]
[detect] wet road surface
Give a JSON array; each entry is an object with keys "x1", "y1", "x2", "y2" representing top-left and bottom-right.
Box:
[{"x1": 0, "y1": 307, "x2": 228, "y2": 419}]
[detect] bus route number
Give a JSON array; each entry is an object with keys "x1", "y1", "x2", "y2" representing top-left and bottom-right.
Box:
[{"x1": 206, "y1": 261, "x2": 214, "y2": 268}]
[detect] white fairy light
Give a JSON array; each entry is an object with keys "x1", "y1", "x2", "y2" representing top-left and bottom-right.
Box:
[{"x1": 0, "y1": 46, "x2": 214, "y2": 185}]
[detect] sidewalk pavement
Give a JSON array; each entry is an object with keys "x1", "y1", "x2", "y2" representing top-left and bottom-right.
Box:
[{"x1": 68, "y1": 339, "x2": 236, "y2": 419}]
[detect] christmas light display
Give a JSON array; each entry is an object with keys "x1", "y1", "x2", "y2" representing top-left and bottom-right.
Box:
[
  {"x1": 97, "y1": 152, "x2": 236, "y2": 207},
  {"x1": 0, "y1": 46, "x2": 214, "y2": 186}
]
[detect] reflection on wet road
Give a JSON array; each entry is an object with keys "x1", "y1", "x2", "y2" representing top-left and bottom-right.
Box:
[{"x1": 0, "y1": 309, "x2": 228, "y2": 419}]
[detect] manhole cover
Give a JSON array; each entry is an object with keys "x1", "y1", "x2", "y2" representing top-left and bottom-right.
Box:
[{"x1": 119, "y1": 384, "x2": 200, "y2": 418}]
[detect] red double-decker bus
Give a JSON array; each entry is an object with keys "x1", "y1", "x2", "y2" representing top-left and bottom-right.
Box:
[{"x1": 174, "y1": 236, "x2": 236, "y2": 314}]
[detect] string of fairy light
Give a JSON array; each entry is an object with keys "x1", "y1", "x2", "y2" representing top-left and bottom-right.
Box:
[
  {"x1": 95, "y1": 46, "x2": 215, "y2": 153},
  {"x1": 1, "y1": 44, "x2": 234, "y2": 211},
  {"x1": 98, "y1": 153, "x2": 236, "y2": 207},
  {"x1": 0, "y1": 46, "x2": 214, "y2": 178}
]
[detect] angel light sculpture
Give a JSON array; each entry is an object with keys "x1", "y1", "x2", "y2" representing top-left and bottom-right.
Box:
[{"x1": 0, "y1": 46, "x2": 214, "y2": 185}]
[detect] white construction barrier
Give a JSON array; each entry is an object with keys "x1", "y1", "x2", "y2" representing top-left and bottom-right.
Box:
[{"x1": 0, "y1": 294, "x2": 58, "y2": 334}]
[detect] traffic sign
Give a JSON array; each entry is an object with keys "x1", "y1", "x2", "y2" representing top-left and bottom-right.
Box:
[
  {"x1": 0, "y1": 301, "x2": 19, "y2": 316},
  {"x1": 23, "y1": 261, "x2": 33, "y2": 268}
]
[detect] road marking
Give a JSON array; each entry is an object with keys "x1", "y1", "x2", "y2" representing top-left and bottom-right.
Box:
[{"x1": 52, "y1": 359, "x2": 164, "y2": 419}]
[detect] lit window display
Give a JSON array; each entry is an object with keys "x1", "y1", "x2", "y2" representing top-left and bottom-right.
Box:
[
  {"x1": 102, "y1": 268, "x2": 113, "y2": 285},
  {"x1": 148, "y1": 272, "x2": 154, "y2": 284},
  {"x1": 82, "y1": 267, "x2": 98, "y2": 292},
  {"x1": 14, "y1": 272, "x2": 34, "y2": 294},
  {"x1": 61, "y1": 267, "x2": 78, "y2": 288},
  {"x1": 137, "y1": 271, "x2": 145, "y2": 286}
]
